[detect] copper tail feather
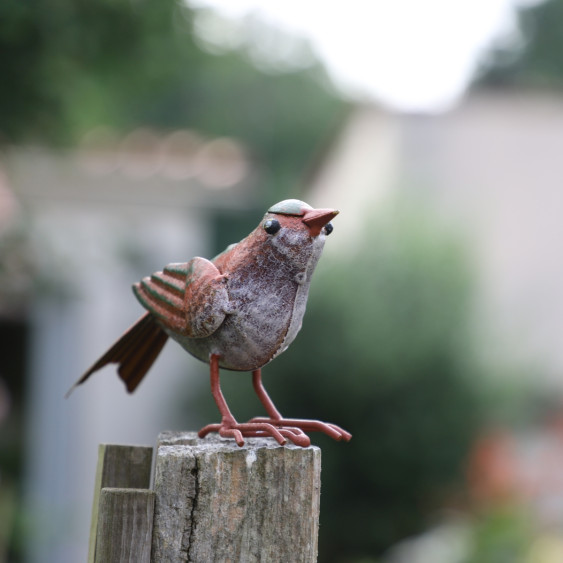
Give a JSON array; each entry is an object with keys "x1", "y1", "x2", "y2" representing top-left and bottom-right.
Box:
[{"x1": 64, "y1": 313, "x2": 168, "y2": 397}]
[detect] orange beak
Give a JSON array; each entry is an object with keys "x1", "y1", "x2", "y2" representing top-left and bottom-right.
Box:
[{"x1": 302, "y1": 208, "x2": 339, "y2": 237}]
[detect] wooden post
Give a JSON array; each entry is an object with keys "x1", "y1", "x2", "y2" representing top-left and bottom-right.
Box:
[
  {"x1": 88, "y1": 444, "x2": 153, "y2": 563},
  {"x1": 95, "y1": 488, "x2": 155, "y2": 563},
  {"x1": 151, "y1": 431, "x2": 322, "y2": 562}
]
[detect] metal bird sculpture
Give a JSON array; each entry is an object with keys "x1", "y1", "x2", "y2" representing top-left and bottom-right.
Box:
[{"x1": 67, "y1": 199, "x2": 351, "y2": 447}]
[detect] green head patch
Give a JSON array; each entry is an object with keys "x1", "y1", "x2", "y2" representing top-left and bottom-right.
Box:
[{"x1": 267, "y1": 199, "x2": 313, "y2": 216}]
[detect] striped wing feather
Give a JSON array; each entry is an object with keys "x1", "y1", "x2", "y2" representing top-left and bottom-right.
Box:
[
  {"x1": 133, "y1": 262, "x2": 189, "y2": 334},
  {"x1": 133, "y1": 258, "x2": 231, "y2": 338}
]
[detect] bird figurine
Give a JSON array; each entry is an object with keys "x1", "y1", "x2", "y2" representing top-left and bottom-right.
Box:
[{"x1": 66, "y1": 199, "x2": 351, "y2": 447}]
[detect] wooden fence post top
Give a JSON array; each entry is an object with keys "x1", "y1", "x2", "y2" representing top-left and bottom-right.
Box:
[
  {"x1": 157, "y1": 429, "x2": 321, "y2": 452},
  {"x1": 152, "y1": 431, "x2": 322, "y2": 562},
  {"x1": 157, "y1": 430, "x2": 200, "y2": 447}
]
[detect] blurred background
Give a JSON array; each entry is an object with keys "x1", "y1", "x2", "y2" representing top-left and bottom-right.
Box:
[{"x1": 2, "y1": 0, "x2": 563, "y2": 561}]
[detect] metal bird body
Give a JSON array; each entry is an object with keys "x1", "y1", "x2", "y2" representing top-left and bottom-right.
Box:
[{"x1": 68, "y1": 199, "x2": 351, "y2": 447}]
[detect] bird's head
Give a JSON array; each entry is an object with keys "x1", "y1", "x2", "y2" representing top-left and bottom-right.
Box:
[{"x1": 258, "y1": 199, "x2": 338, "y2": 270}]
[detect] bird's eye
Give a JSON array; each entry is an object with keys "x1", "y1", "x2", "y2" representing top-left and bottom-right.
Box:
[
  {"x1": 263, "y1": 219, "x2": 281, "y2": 235},
  {"x1": 324, "y1": 222, "x2": 334, "y2": 236}
]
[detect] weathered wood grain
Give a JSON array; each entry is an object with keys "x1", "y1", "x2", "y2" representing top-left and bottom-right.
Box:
[
  {"x1": 88, "y1": 444, "x2": 153, "y2": 563},
  {"x1": 151, "y1": 431, "x2": 321, "y2": 563},
  {"x1": 95, "y1": 488, "x2": 155, "y2": 563}
]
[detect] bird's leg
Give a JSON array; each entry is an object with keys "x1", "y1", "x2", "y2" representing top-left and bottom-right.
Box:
[
  {"x1": 250, "y1": 369, "x2": 352, "y2": 443},
  {"x1": 198, "y1": 353, "x2": 243, "y2": 444},
  {"x1": 252, "y1": 368, "x2": 283, "y2": 419},
  {"x1": 198, "y1": 355, "x2": 307, "y2": 447}
]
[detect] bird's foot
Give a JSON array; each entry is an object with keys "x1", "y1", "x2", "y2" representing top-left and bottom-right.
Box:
[
  {"x1": 198, "y1": 418, "x2": 311, "y2": 447},
  {"x1": 250, "y1": 417, "x2": 352, "y2": 443}
]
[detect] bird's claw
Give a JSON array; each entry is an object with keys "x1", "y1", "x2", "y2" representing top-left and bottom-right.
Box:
[
  {"x1": 251, "y1": 417, "x2": 352, "y2": 442},
  {"x1": 198, "y1": 419, "x2": 314, "y2": 447},
  {"x1": 198, "y1": 417, "x2": 351, "y2": 447}
]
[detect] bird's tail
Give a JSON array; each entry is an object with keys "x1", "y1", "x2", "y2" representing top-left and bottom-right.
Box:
[{"x1": 65, "y1": 313, "x2": 169, "y2": 397}]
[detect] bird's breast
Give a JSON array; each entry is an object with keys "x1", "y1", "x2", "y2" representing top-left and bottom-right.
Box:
[
  {"x1": 174, "y1": 236, "x2": 324, "y2": 371},
  {"x1": 175, "y1": 264, "x2": 299, "y2": 370},
  {"x1": 210, "y1": 259, "x2": 302, "y2": 370}
]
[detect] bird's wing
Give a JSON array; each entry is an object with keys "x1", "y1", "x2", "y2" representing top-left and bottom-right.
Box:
[{"x1": 133, "y1": 258, "x2": 231, "y2": 338}]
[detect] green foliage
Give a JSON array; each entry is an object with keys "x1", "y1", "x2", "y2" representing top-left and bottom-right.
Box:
[
  {"x1": 462, "y1": 505, "x2": 533, "y2": 563},
  {"x1": 477, "y1": 0, "x2": 563, "y2": 89}
]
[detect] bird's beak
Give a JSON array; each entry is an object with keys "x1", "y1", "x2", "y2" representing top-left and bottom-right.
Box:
[{"x1": 302, "y1": 208, "x2": 339, "y2": 237}]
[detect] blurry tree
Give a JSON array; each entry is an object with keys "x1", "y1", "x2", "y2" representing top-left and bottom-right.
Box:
[
  {"x1": 462, "y1": 504, "x2": 533, "y2": 563},
  {"x1": 476, "y1": 0, "x2": 563, "y2": 89},
  {"x1": 0, "y1": 0, "x2": 346, "y2": 202},
  {"x1": 189, "y1": 199, "x2": 485, "y2": 561}
]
